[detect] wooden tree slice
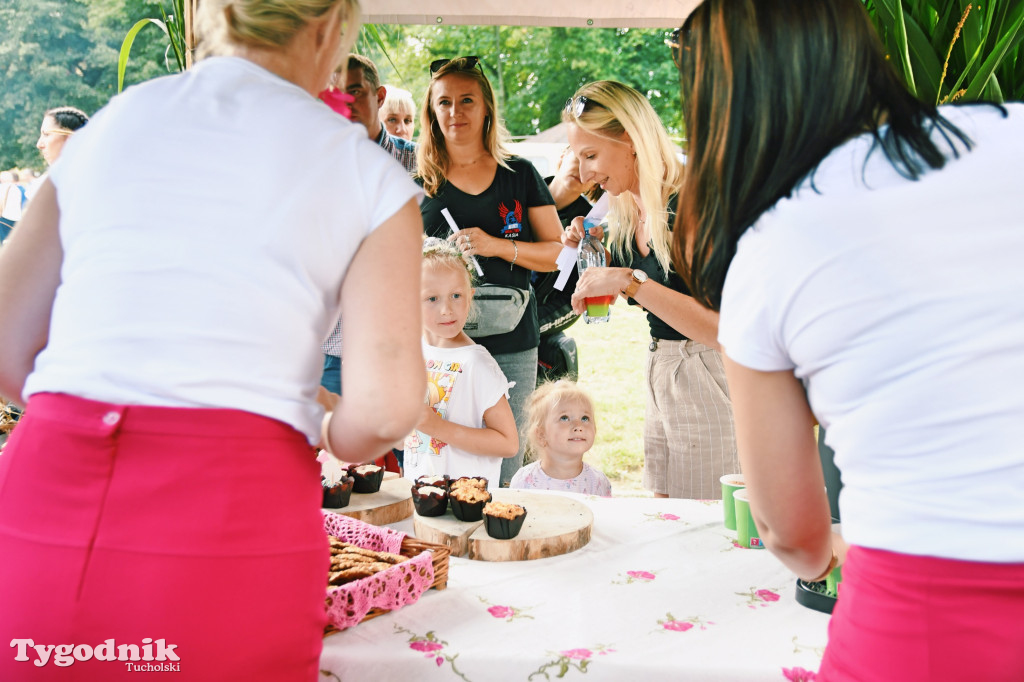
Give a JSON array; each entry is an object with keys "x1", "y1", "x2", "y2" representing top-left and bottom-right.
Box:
[
  {"x1": 412, "y1": 510, "x2": 482, "y2": 557},
  {"x1": 413, "y1": 490, "x2": 593, "y2": 561},
  {"x1": 328, "y1": 476, "x2": 413, "y2": 525}
]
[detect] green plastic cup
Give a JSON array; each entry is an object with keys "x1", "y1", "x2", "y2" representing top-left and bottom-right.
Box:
[
  {"x1": 720, "y1": 474, "x2": 745, "y2": 530},
  {"x1": 733, "y1": 489, "x2": 764, "y2": 549},
  {"x1": 825, "y1": 564, "x2": 843, "y2": 597}
]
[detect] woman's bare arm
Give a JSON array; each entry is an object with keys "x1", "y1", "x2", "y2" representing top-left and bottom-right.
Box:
[
  {"x1": 0, "y1": 180, "x2": 63, "y2": 405},
  {"x1": 723, "y1": 356, "x2": 835, "y2": 580},
  {"x1": 455, "y1": 204, "x2": 564, "y2": 272},
  {"x1": 323, "y1": 198, "x2": 426, "y2": 462}
]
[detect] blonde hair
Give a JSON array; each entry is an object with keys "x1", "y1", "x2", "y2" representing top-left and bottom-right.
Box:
[
  {"x1": 562, "y1": 80, "x2": 683, "y2": 273},
  {"x1": 524, "y1": 380, "x2": 597, "y2": 460},
  {"x1": 381, "y1": 88, "x2": 416, "y2": 119},
  {"x1": 195, "y1": 0, "x2": 360, "y2": 62},
  {"x1": 422, "y1": 237, "x2": 475, "y2": 285},
  {"x1": 417, "y1": 58, "x2": 512, "y2": 197}
]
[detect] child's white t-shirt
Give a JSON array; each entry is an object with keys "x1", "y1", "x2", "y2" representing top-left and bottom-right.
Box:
[
  {"x1": 403, "y1": 341, "x2": 512, "y2": 484},
  {"x1": 509, "y1": 461, "x2": 612, "y2": 497}
]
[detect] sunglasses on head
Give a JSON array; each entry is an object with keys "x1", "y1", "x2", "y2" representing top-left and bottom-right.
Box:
[
  {"x1": 666, "y1": 26, "x2": 691, "y2": 70},
  {"x1": 429, "y1": 56, "x2": 483, "y2": 75},
  {"x1": 564, "y1": 95, "x2": 603, "y2": 119}
]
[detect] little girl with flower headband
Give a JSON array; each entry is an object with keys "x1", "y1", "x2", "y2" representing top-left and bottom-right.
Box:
[{"x1": 403, "y1": 238, "x2": 518, "y2": 484}]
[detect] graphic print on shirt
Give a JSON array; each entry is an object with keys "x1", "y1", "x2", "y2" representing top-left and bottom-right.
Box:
[
  {"x1": 405, "y1": 359, "x2": 463, "y2": 456},
  {"x1": 498, "y1": 200, "x2": 523, "y2": 239}
]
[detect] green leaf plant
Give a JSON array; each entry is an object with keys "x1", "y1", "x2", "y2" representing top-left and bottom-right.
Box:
[
  {"x1": 865, "y1": 0, "x2": 1024, "y2": 104},
  {"x1": 117, "y1": 0, "x2": 188, "y2": 93}
]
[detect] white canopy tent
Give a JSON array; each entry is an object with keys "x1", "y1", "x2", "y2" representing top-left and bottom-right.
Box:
[
  {"x1": 361, "y1": 0, "x2": 699, "y2": 29},
  {"x1": 182, "y1": 1, "x2": 700, "y2": 63}
]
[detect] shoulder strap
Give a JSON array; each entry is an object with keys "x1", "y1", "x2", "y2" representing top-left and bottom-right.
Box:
[{"x1": 17, "y1": 185, "x2": 26, "y2": 208}]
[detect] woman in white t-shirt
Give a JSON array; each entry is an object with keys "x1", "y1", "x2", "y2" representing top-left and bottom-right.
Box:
[
  {"x1": 0, "y1": 0, "x2": 425, "y2": 679},
  {"x1": 672, "y1": 2, "x2": 1024, "y2": 681}
]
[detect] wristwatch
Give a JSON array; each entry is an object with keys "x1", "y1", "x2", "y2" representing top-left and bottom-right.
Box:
[{"x1": 623, "y1": 269, "x2": 648, "y2": 299}]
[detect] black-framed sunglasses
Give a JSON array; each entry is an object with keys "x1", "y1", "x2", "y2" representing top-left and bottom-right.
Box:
[
  {"x1": 429, "y1": 56, "x2": 483, "y2": 75},
  {"x1": 564, "y1": 95, "x2": 602, "y2": 119},
  {"x1": 666, "y1": 26, "x2": 691, "y2": 70}
]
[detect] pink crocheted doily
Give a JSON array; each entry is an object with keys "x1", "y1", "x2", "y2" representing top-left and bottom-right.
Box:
[{"x1": 322, "y1": 512, "x2": 435, "y2": 630}]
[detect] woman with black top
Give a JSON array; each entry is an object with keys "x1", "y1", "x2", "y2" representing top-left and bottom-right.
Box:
[
  {"x1": 417, "y1": 56, "x2": 563, "y2": 486},
  {"x1": 561, "y1": 80, "x2": 737, "y2": 499}
]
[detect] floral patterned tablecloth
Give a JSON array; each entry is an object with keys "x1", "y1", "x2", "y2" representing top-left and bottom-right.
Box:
[{"x1": 319, "y1": 492, "x2": 829, "y2": 682}]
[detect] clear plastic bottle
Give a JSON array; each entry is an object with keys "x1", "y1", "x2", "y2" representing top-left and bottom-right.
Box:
[{"x1": 577, "y1": 220, "x2": 611, "y2": 324}]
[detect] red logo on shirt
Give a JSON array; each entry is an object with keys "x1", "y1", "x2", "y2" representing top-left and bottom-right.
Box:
[{"x1": 498, "y1": 200, "x2": 523, "y2": 238}]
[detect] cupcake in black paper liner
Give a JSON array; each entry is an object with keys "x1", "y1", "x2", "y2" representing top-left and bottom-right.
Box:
[
  {"x1": 449, "y1": 485, "x2": 492, "y2": 522},
  {"x1": 414, "y1": 474, "x2": 450, "y2": 491},
  {"x1": 483, "y1": 501, "x2": 528, "y2": 539},
  {"x1": 411, "y1": 484, "x2": 449, "y2": 517},
  {"x1": 449, "y1": 476, "x2": 488, "y2": 494},
  {"x1": 346, "y1": 463, "x2": 385, "y2": 494},
  {"x1": 322, "y1": 476, "x2": 355, "y2": 508}
]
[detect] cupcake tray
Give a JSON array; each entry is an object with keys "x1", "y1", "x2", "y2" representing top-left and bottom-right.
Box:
[
  {"x1": 413, "y1": 489, "x2": 594, "y2": 562},
  {"x1": 324, "y1": 476, "x2": 414, "y2": 526}
]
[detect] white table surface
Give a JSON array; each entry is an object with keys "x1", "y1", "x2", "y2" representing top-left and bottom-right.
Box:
[{"x1": 319, "y1": 492, "x2": 830, "y2": 681}]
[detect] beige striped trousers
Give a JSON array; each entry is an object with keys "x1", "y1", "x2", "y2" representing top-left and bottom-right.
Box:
[{"x1": 642, "y1": 339, "x2": 739, "y2": 499}]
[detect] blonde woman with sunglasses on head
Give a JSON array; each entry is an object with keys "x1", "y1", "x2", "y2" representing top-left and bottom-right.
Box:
[
  {"x1": 562, "y1": 80, "x2": 737, "y2": 501},
  {"x1": 0, "y1": 0, "x2": 425, "y2": 678},
  {"x1": 417, "y1": 56, "x2": 564, "y2": 487}
]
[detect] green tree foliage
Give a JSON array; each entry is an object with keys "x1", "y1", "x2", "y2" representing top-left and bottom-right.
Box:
[
  {"x1": 358, "y1": 25, "x2": 683, "y2": 140},
  {"x1": 0, "y1": 0, "x2": 176, "y2": 170}
]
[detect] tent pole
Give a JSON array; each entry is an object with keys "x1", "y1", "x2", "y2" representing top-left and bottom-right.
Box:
[{"x1": 184, "y1": 0, "x2": 197, "y2": 69}]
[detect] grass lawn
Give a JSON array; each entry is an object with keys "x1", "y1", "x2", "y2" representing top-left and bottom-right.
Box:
[{"x1": 562, "y1": 302, "x2": 651, "y2": 497}]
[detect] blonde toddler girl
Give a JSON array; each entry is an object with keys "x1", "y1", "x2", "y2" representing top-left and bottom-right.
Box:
[{"x1": 510, "y1": 380, "x2": 612, "y2": 496}]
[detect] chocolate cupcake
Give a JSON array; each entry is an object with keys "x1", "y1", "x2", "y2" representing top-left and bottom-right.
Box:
[
  {"x1": 411, "y1": 484, "x2": 449, "y2": 517},
  {"x1": 322, "y1": 476, "x2": 355, "y2": 508},
  {"x1": 414, "y1": 474, "x2": 450, "y2": 491},
  {"x1": 347, "y1": 463, "x2": 385, "y2": 494},
  {"x1": 449, "y1": 485, "x2": 492, "y2": 522},
  {"x1": 483, "y1": 501, "x2": 528, "y2": 539}
]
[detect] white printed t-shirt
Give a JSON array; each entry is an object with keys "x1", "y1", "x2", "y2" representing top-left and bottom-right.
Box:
[
  {"x1": 404, "y1": 341, "x2": 513, "y2": 484},
  {"x1": 25, "y1": 57, "x2": 422, "y2": 443},
  {"x1": 718, "y1": 103, "x2": 1024, "y2": 562}
]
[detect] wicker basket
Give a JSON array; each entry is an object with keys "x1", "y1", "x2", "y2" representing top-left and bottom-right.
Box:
[
  {"x1": 323, "y1": 525, "x2": 450, "y2": 636},
  {"x1": 0, "y1": 401, "x2": 21, "y2": 436}
]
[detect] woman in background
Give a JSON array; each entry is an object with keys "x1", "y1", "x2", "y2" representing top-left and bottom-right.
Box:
[
  {"x1": 417, "y1": 56, "x2": 563, "y2": 487},
  {"x1": 36, "y1": 106, "x2": 89, "y2": 168},
  {"x1": 674, "y1": 1, "x2": 1024, "y2": 679},
  {"x1": 0, "y1": 0, "x2": 424, "y2": 678},
  {"x1": 562, "y1": 80, "x2": 736, "y2": 500},
  {"x1": 380, "y1": 85, "x2": 417, "y2": 140}
]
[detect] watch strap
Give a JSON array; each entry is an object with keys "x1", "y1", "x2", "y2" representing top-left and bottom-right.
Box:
[{"x1": 623, "y1": 270, "x2": 646, "y2": 299}]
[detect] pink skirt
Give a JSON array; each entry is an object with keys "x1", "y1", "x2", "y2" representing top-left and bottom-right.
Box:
[
  {"x1": 0, "y1": 393, "x2": 328, "y2": 681},
  {"x1": 819, "y1": 545, "x2": 1024, "y2": 681}
]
